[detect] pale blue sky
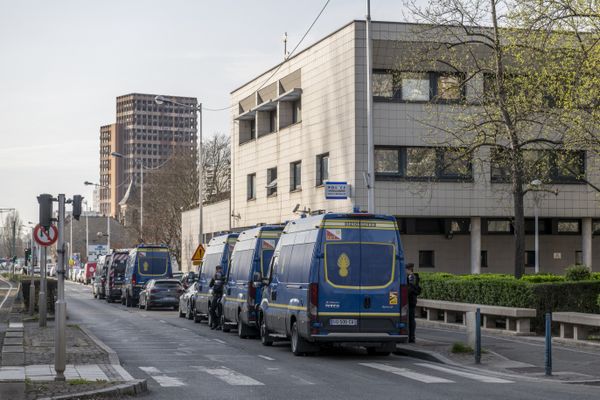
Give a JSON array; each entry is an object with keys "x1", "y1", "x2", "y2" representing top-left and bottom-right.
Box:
[{"x1": 0, "y1": 0, "x2": 409, "y2": 227}]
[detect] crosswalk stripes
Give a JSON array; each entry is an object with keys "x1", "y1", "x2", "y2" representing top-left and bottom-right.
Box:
[
  {"x1": 360, "y1": 363, "x2": 454, "y2": 383},
  {"x1": 194, "y1": 366, "x2": 264, "y2": 386},
  {"x1": 416, "y1": 363, "x2": 513, "y2": 383},
  {"x1": 139, "y1": 366, "x2": 186, "y2": 387}
]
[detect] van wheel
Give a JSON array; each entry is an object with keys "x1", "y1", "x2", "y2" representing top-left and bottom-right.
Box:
[
  {"x1": 238, "y1": 315, "x2": 250, "y2": 339},
  {"x1": 291, "y1": 321, "x2": 310, "y2": 356},
  {"x1": 221, "y1": 315, "x2": 230, "y2": 332},
  {"x1": 93, "y1": 293, "x2": 97, "y2": 299},
  {"x1": 260, "y1": 319, "x2": 273, "y2": 346},
  {"x1": 193, "y1": 309, "x2": 202, "y2": 323}
]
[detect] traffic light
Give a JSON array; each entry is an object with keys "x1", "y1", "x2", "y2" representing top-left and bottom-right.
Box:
[
  {"x1": 37, "y1": 193, "x2": 54, "y2": 229},
  {"x1": 72, "y1": 195, "x2": 83, "y2": 221},
  {"x1": 25, "y1": 248, "x2": 31, "y2": 264}
]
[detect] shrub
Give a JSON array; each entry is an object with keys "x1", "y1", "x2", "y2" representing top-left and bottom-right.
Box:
[
  {"x1": 591, "y1": 272, "x2": 600, "y2": 281},
  {"x1": 520, "y1": 274, "x2": 565, "y2": 283},
  {"x1": 565, "y1": 265, "x2": 591, "y2": 281},
  {"x1": 597, "y1": 294, "x2": 600, "y2": 309},
  {"x1": 451, "y1": 342, "x2": 473, "y2": 354}
]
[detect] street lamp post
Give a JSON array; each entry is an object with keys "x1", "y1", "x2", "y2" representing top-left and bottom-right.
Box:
[
  {"x1": 84, "y1": 200, "x2": 89, "y2": 262},
  {"x1": 154, "y1": 95, "x2": 203, "y2": 245},
  {"x1": 84, "y1": 181, "x2": 110, "y2": 250},
  {"x1": 531, "y1": 179, "x2": 543, "y2": 274}
]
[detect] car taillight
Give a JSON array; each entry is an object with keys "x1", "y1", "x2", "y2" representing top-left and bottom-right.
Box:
[
  {"x1": 308, "y1": 283, "x2": 318, "y2": 319},
  {"x1": 131, "y1": 275, "x2": 136, "y2": 286},
  {"x1": 247, "y1": 281, "x2": 256, "y2": 306},
  {"x1": 400, "y1": 284, "x2": 408, "y2": 334}
]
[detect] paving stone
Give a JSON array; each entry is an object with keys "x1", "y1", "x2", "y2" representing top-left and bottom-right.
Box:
[
  {"x1": 5, "y1": 331, "x2": 23, "y2": 338},
  {"x1": 1, "y1": 353, "x2": 25, "y2": 367},
  {"x1": 4, "y1": 338, "x2": 23, "y2": 346},
  {"x1": 2, "y1": 345, "x2": 24, "y2": 353}
]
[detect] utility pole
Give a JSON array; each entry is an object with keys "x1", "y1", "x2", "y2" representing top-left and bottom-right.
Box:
[
  {"x1": 55, "y1": 194, "x2": 66, "y2": 381},
  {"x1": 29, "y1": 226, "x2": 35, "y2": 316},
  {"x1": 140, "y1": 161, "x2": 144, "y2": 240},
  {"x1": 365, "y1": 0, "x2": 375, "y2": 213},
  {"x1": 11, "y1": 215, "x2": 17, "y2": 277},
  {"x1": 85, "y1": 202, "x2": 89, "y2": 262},
  {"x1": 39, "y1": 245, "x2": 47, "y2": 327}
]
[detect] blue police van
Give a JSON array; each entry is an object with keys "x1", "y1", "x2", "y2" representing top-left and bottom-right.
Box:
[
  {"x1": 192, "y1": 233, "x2": 239, "y2": 324},
  {"x1": 222, "y1": 226, "x2": 283, "y2": 337},
  {"x1": 259, "y1": 213, "x2": 408, "y2": 355},
  {"x1": 121, "y1": 244, "x2": 173, "y2": 307}
]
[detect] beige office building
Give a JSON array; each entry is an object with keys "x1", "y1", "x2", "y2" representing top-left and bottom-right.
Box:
[{"x1": 181, "y1": 20, "x2": 600, "y2": 274}]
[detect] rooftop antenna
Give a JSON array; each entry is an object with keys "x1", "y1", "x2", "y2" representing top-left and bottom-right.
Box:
[{"x1": 283, "y1": 32, "x2": 289, "y2": 59}]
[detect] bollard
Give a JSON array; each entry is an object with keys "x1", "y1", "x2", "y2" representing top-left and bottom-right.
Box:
[
  {"x1": 475, "y1": 308, "x2": 481, "y2": 364},
  {"x1": 545, "y1": 312, "x2": 552, "y2": 376},
  {"x1": 466, "y1": 311, "x2": 476, "y2": 349},
  {"x1": 29, "y1": 271, "x2": 35, "y2": 316}
]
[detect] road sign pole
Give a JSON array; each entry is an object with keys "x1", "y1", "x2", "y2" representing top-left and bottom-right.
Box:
[
  {"x1": 54, "y1": 194, "x2": 66, "y2": 381},
  {"x1": 39, "y1": 246, "x2": 47, "y2": 327},
  {"x1": 29, "y1": 253, "x2": 35, "y2": 316}
]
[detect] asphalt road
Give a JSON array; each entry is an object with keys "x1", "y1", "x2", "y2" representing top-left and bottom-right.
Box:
[{"x1": 65, "y1": 282, "x2": 599, "y2": 400}]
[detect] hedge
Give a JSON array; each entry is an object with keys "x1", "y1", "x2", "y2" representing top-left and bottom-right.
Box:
[
  {"x1": 21, "y1": 277, "x2": 57, "y2": 313},
  {"x1": 419, "y1": 273, "x2": 600, "y2": 332}
]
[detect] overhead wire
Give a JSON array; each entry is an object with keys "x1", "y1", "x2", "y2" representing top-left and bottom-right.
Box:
[{"x1": 201, "y1": 0, "x2": 332, "y2": 112}]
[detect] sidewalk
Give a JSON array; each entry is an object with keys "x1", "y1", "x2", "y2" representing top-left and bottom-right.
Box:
[
  {"x1": 0, "y1": 287, "x2": 146, "y2": 399},
  {"x1": 397, "y1": 324, "x2": 600, "y2": 383}
]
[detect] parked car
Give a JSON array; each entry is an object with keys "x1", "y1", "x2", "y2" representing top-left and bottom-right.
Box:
[
  {"x1": 258, "y1": 213, "x2": 408, "y2": 356},
  {"x1": 105, "y1": 250, "x2": 129, "y2": 303},
  {"x1": 93, "y1": 255, "x2": 111, "y2": 299},
  {"x1": 192, "y1": 233, "x2": 239, "y2": 324},
  {"x1": 179, "y1": 271, "x2": 197, "y2": 290},
  {"x1": 83, "y1": 262, "x2": 97, "y2": 284},
  {"x1": 122, "y1": 244, "x2": 174, "y2": 307},
  {"x1": 138, "y1": 279, "x2": 183, "y2": 310},
  {"x1": 222, "y1": 225, "x2": 282, "y2": 337},
  {"x1": 179, "y1": 281, "x2": 200, "y2": 319}
]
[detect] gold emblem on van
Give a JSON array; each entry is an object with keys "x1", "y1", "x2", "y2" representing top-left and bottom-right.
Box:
[
  {"x1": 143, "y1": 261, "x2": 149, "y2": 272},
  {"x1": 337, "y1": 253, "x2": 350, "y2": 277}
]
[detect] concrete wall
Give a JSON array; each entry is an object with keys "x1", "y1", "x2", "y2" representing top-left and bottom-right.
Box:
[{"x1": 402, "y1": 234, "x2": 600, "y2": 274}]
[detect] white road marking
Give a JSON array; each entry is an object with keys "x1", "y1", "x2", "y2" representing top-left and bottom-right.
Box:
[
  {"x1": 0, "y1": 277, "x2": 14, "y2": 310},
  {"x1": 360, "y1": 363, "x2": 454, "y2": 383},
  {"x1": 139, "y1": 366, "x2": 161, "y2": 374},
  {"x1": 258, "y1": 355, "x2": 275, "y2": 361},
  {"x1": 416, "y1": 363, "x2": 513, "y2": 383},
  {"x1": 197, "y1": 366, "x2": 264, "y2": 386},
  {"x1": 290, "y1": 374, "x2": 315, "y2": 385},
  {"x1": 213, "y1": 339, "x2": 226, "y2": 344},
  {"x1": 159, "y1": 320, "x2": 167, "y2": 324},
  {"x1": 152, "y1": 375, "x2": 186, "y2": 387},
  {"x1": 181, "y1": 327, "x2": 190, "y2": 331}
]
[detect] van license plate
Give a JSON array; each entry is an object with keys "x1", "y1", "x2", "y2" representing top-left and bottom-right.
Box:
[{"x1": 329, "y1": 319, "x2": 357, "y2": 326}]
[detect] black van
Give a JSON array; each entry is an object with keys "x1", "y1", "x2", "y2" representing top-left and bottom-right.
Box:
[
  {"x1": 105, "y1": 250, "x2": 129, "y2": 303},
  {"x1": 122, "y1": 244, "x2": 174, "y2": 307}
]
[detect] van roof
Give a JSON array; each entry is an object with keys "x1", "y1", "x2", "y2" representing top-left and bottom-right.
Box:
[
  {"x1": 284, "y1": 213, "x2": 397, "y2": 234},
  {"x1": 207, "y1": 232, "x2": 240, "y2": 247},
  {"x1": 237, "y1": 225, "x2": 284, "y2": 242}
]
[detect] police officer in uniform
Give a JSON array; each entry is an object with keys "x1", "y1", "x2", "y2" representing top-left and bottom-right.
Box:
[
  {"x1": 209, "y1": 265, "x2": 225, "y2": 330},
  {"x1": 406, "y1": 263, "x2": 421, "y2": 343}
]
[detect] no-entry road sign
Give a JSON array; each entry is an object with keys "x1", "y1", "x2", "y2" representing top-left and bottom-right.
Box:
[{"x1": 33, "y1": 224, "x2": 58, "y2": 247}]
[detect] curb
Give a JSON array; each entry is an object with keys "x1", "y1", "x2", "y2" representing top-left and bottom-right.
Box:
[
  {"x1": 37, "y1": 379, "x2": 147, "y2": 400},
  {"x1": 394, "y1": 345, "x2": 460, "y2": 366},
  {"x1": 78, "y1": 326, "x2": 120, "y2": 366}
]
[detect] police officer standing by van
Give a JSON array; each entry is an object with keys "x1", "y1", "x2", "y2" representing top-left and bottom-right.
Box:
[
  {"x1": 209, "y1": 265, "x2": 225, "y2": 330},
  {"x1": 406, "y1": 263, "x2": 420, "y2": 343}
]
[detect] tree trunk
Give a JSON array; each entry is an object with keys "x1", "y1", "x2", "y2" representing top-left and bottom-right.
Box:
[{"x1": 512, "y1": 181, "x2": 526, "y2": 279}]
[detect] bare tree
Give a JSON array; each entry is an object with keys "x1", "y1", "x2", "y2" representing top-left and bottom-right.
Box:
[
  {"x1": 202, "y1": 133, "x2": 231, "y2": 203},
  {"x1": 1, "y1": 212, "x2": 23, "y2": 259},
  {"x1": 399, "y1": 0, "x2": 597, "y2": 277}
]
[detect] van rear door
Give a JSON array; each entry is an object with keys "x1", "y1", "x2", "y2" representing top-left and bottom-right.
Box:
[
  {"x1": 359, "y1": 220, "x2": 402, "y2": 334},
  {"x1": 319, "y1": 224, "x2": 361, "y2": 333}
]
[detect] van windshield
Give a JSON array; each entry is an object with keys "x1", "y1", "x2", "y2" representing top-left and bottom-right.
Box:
[
  {"x1": 325, "y1": 242, "x2": 395, "y2": 289},
  {"x1": 137, "y1": 250, "x2": 169, "y2": 276}
]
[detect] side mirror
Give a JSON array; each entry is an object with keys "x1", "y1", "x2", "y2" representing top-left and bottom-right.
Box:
[
  {"x1": 261, "y1": 277, "x2": 270, "y2": 286},
  {"x1": 252, "y1": 272, "x2": 261, "y2": 283}
]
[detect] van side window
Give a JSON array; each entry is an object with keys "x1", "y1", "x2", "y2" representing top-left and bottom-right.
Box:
[
  {"x1": 278, "y1": 245, "x2": 294, "y2": 283},
  {"x1": 287, "y1": 243, "x2": 315, "y2": 283}
]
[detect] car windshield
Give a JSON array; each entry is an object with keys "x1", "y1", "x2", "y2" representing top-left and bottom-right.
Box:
[
  {"x1": 137, "y1": 250, "x2": 169, "y2": 276},
  {"x1": 154, "y1": 281, "x2": 180, "y2": 288}
]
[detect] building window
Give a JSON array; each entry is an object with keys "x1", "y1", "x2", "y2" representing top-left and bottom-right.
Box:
[
  {"x1": 487, "y1": 219, "x2": 512, "y2": 233},
  {"x1": 491, "y1": 149, "x2": 585, "y2": 183},
  {"x1": 239, "y1": 119, "x2": 256, "y2": 145},
  {"x1": 292, "y1": 99, "x2": 301, "y2": 124},
  {"x1": 419, "y1": 250, "x2": 435, "y2": 268},
  {"x1": 525, "y1": 251, "x2": 535, "y2": 267},
  {"x1": 290, "y1": 161, "x2": 302, "y2": 191},
  {"x1": 269, "y1": 110, "x2": 277, "y2": 133},
  {"x1": 375, "y1": 146, "x2": 472, "y2": 181},
  {"x1": 575, "y1": 251, "x2": 583, "y2": 265},
  {"x1": 373, "y1": 72, "x2": 394, "y2": 98},
  {"x1": 266, "y1": 167, "x2": 277, "y2": 197},
  {"x1": 481, "y1": 251, "x2": 488, "y2": 268},
  {"x1": 247, "y1": 173, "x2": 256, "y2": 200},
  {"x1": 400, "y1": 72, "x2": 430, "y2": 101},
  {"x1": 435, "y1": 74, "x2": 463, "y2": 102},
  {"x1": 316, "y1": 153, "x2": 329, "y2": 186},
  {"x1": 557, "y1": 220, "x2": 580, "y2": 234}
]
